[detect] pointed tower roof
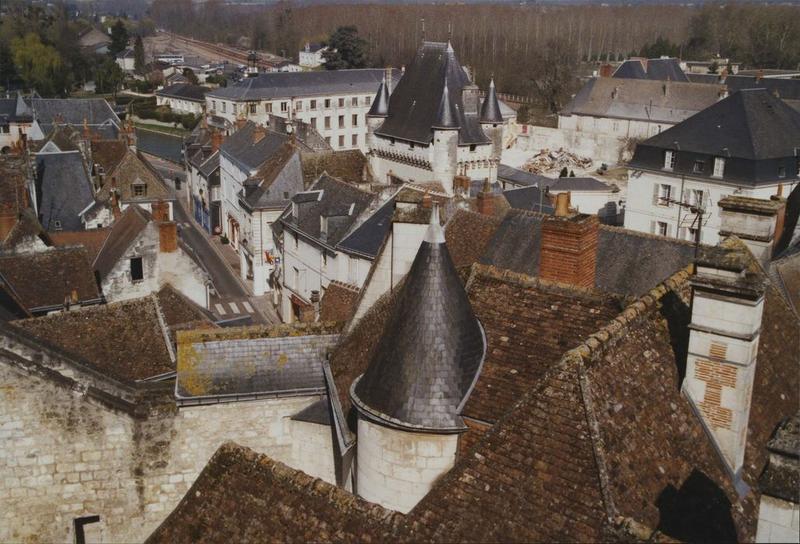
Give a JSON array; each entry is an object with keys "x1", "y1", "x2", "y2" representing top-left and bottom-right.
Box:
[
  {"x1": 367, "y1": 76, "x2": 390, "y2": 118},
  {"x1": 350, "y1": 206, "x2": 486, "y2": 432},
  {"x1": 480, "y1": 78, "x2": 503, "y2": 123},
  {"x1": 433, "y1": 81, "x2": 460, "y2": 130}
]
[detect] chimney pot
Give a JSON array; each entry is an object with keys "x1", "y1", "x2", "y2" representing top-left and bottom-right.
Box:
[{"x1": 554, "y1": 192, "x2": 571, "y2": 217}]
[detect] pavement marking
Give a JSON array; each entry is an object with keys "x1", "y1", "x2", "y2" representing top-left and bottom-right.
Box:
[
  {"x1": 215, "y1": 303, "x2": 227, "y2": 315},
  {"x1": 242, "y1": 301, "x2": 254, "y2": 313},
  {"x1": 228, "y1": 302, "x2": 240, "y2": 314}
]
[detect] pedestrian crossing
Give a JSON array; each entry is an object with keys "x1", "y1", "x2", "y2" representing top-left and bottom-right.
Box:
[{"x1": 213, "y1": 299, "x2": 257, "y2": 319}]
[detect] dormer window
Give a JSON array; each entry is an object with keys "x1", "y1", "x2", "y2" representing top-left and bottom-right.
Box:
[
  {"x1": 292, "y1": 202, "x2": 298, "y2": 218},
  {"x1": 133, "y1": 182, "x2": 147, "y2": 197},
  {"x1": 713, "y1": 157, "x2": 725, "y2": 178},
  {"x1": 692, "y1": 160, "x2": 705, "y2": 174},
  {"x1": 778, "y1": 165, "x2": 786, "y2": 179},
  {"x1": 320, "y1": 216, "x2": 328, "y2": 238},
  {"x1": 53, "y1": 220, "x2": 62, "y2": 231},
  {"x1": 469, "y1": 144, "x2": 477, "y2": 152},
  {"x1": 664, "y1": 150, "x2": 676, "y2": 170}
]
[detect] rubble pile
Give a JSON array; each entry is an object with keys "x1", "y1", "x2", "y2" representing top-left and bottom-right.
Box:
[{"x1": 523, "y1": 148, "x2": 593, "y2": 174}]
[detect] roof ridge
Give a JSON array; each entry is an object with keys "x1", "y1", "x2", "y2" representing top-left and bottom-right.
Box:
[
  {"x1": 598, "y1": 224, "x2": 700, "y2": 247},
  {"x1": 467, "y1": 263, "x2": 613, "y2": 303}
]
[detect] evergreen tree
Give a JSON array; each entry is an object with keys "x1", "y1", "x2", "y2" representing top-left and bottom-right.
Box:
[
  {"x1": 133, "y1": 35, "x2": 145, "y2": 74},
  {"x1": 183, "y1": 68, "x2": 199, "y2": 85},
  {"x1": 559, "y1": 167, "x2": 568, "y2": 178},
  {"x1": 109, "y1": 20, "x2": 129, "y2": 56},
  {"x1": 322, "y1": 26, "x2": 367, "y2": 70}
]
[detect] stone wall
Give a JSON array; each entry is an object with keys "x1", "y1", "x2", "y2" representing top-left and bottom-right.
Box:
[
  {"x1": 355, "y1": 417, "x2": 458, "y2": 514},
  {"x1": 0, "y1": 339, "x2": 327, "y2": 543},
  {"x1": 290, "y1": 420, "x2": 336, "y2": 484},
  {"x1": 756, "y1": 496, "x2": 800, "y2": 543}
]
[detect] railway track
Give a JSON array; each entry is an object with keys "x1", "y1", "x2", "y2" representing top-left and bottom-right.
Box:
[{"x1": 162, "y1": 32, "x2": 284, "y2": 68}]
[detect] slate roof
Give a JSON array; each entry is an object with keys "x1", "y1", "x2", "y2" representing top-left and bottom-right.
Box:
[
  {"x1": 497, "y1": 164, "x2": 551, "y2": 187},
  {"x1": 630, "y1": 89, "x2": 800, "y2": 185},
  {"x1": 241, "y1": 142, "x2": 303, "y2": 210},
  {"x1": 220, "y1": 121, "x2": 290, "y2": 173},
  {"x1": 375, "y1": 42, "x2": 490, "y2": 146},
  {"x1": 725, "y1": 75, "x2": 800, "y2": 101},
  {"x1": 549, "y1": 177, "x2": 613, "y2": 192},
  {"x1": 562, "y1": 77, "x2": 724, "y2": 124},
  {"x1": 34, "y1": 151, "x2": 94, "y2": 232},
  {"x1": 31, "y1": 98, "x2": 120, "y2": 133},
  {"x1": 480, "y1": 79, "x2": 503, "y2": 123},
  {"x1": 367, "y1": 76, "x2": 389, "y2": 117},
  {"x1": 336, "y1": 196, "x2": 394, "y2": 258},
  {"x1": 301, "y1": 150, "x2": 367, "y2": 187},
  {"x1": 503, "y1": 186, "x2": 555, "y2": 214},
  {"x1": 175, "y1": 326, "x2": 339, "y2": 401},
  {"x1": 0, "y1": 94, "x2": 32, "y2": 124},
  {"x1": 351, "y1": 210, "x2": 485, "y2": 431},
  {"x1": 207, "y1": 69, "x2": 398, "y2": 101},
  {"x1": 156, "y1": 83, "x2": 211, "y2": 102},
  {"x1": 135, "y1": 129, "x2": 184, "y2": 164},
  {"x1": 93, "y1": 205, "x2": 151, "y2": 280},
  {"x1": 613, "y1": 57, "x2": 690, "y2": 82},
  {"x1": 15, "y1": 295, "x2": 177, "y2": 382},
  {"x1": 280, "y1": 175, "x2": 375, "y2": 248},
  {"x1": 196, "y1": 151, "x2": 219, "y2": 178}
]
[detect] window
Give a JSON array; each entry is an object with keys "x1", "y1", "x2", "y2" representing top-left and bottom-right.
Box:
[
  {"x1": 324, "y1": 99, "x2": 331, "y2": 109},
  {"x1": 222, "y1": 102, "x2": 227, "y2": 113},
  {"x1": 410, "y1": 142, "x2": 415, "y2": 149},
  {"x1": 338, "y1": 98, "x2": 345, "y2": 108},
  {"x1": 310, "y1": 99, "x2": 317, "y2": 110},
  {"x1": 133, "y1": 183, "x2": 147, "y2": 197},
  {"x1": 657, "y1": 221, "x2": 668, "y2": 236},
  {"x1": 296, "y1": 100, "x2": 303, "y2": 111},
  {"x1": 655, "y1": 183, "x2": 672, "y2": 206},
  {"x1": 249, "y1": 104, "x2": 257, "y2": 114},
  {"x1": 352, "y1": 134, "x2": 358, "y2": 147},
  {"x1": 212, "y1": 100, "x2": 217, "y2": 112},
  {"x1": 612, "y1": 121, "x2": 619, "y2": 132},
  {"x1": 469, "y1": 144, "x2": 477, "y2": 152},
  {"x1": 130, "y1": 257, "x2": 144, "y2": 282},
  {"x1": 778, "y1": 165, "x2": 786, "y2": 179},
  {"x1": 351, "y1": 97, "x2": 358, "y2": 106},
  {"x1": 233, "y1": 103, "x2": 238, "y2": 114},
  {"x1": 692, "y1": 160, "x2": 705, "y2": 174},
  {"x1": 280, "y1": 101, "x2": 288, "y2": 112},
  {"x1": 352, "y1": 114, "x2": 358, "y2": 127},
  {"x1": 338, "y1": 135, "x2": 345, "y2": 148},
  {"x1": 310, "y1": 117, "x2": 317, "y2": 129},
  {"x1": 293, "y1": 232, "x2": 298, "y2": 249},
  {"x1": 324, "y1": 117, "x2": 331, "y2": 129},
  {"x1": 690, "y1": 189, "x2": 704, "y2": 209},
  {"x1": 713, "y1": 157, "x2": 725, "y2": 177},
  {"x1": 283, "y1": 191, "x2": 289, "y2": 199},
  {"x1": 265, "y1": 103, "x2": 273, "y2": 113},
  {"x1": 322, "y1": 251, "x2": 328, "y2": 268},
  {"x1": 390, "y1": 137, "x2": 396, "y2": 146},
  {"x1": 364, "y1": 96, "x2": 372, "y2": 106},
  {"x1": 53, "y1": 220, "x2": 62, "y2": 230},
  {"x1": 338, "y1": 115, "x2": 344, "y2": 128},
  {"x1": 664, "y1": 150, "x2": 676, "y2": 170}
]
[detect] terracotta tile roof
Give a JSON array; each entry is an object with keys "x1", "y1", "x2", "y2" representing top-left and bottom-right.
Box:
[
  {"x1": 301, "y1": 150, "x2": 367, "y2": 187},
  {"x1": 90, "y1": 139, "x2": 127, "y2": 173},
  {"x1": 155, "y1": 284, "x2": 215, "y2": 329},
  {"x1": 146, "y1": 442, "x2": 404, "y2": 544},
  {"x1": 49, "y1": 228, "x2": 111, "y2": 263},
  {"x1": 0, "y1": 155, "x2": 30, "y2": 212},
  {"x1": 14, "y1": 295, "x2": 175, "y2": 382},
  {"x1": 444, "y1": 209, "x2": 502, "y2": 268},
  {"x1": 318, "y1": 280, "x2": 360, "y2": 323},
  {"x1": 93, "y1": 205, "x2": 150, "y2": 280},
  {"x1": 0, "y1": 247, "x2": 101, "y2": 310}
]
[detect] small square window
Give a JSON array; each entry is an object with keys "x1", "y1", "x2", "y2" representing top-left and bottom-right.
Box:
[
  {"x1": 249, "y1": 104, "x2": 257, "y2": 114},
  {"x1": 351, "y1": 97, "x2": 358, "y2": 106},
  {"x1": 338, "y1": 115, "x2": 344, "y2": 128},
  {"x1": 133, "y1": 183, "x2": 147, "y2": 197},
  {"x1": 657, "y1": 222, "x2": 668, "y2": 236},
  {"x1": 130, "y1": 257, "x2": 144, "y2": 282},
  {"x1": 352, "y1": 114, "x2": 358, "y2": 127},
  {"x1": 53, "y1": 220, "x2": 62, "y2": 230},
  {"x1": 324, "y1": 117, "x2": 331, "y2": 129},
  {"x1": 469, "y1": 144, "x2": 477, "y2": 152},
  {"x1": 295, "y1": 101, "x2": 303, "y2": 111},
  {"x1": 280, "y1": 101, "x2": 288, "y2": 112},
  {"x1": 713, "y1": 157, "x2": 725, "y2": 177},
  {"x1": 310, "y1": 100, "x2": 317, "y2": 110},
  {"x1": 692, "y1": 160, "x2": 705, "y2": 174}
]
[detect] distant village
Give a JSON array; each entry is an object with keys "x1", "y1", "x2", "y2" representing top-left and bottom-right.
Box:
[{"x1": 0, "y1": 8, "x2": 798, "y2": 544}]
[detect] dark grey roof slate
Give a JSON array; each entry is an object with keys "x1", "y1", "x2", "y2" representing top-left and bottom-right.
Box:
[
  {"x1": 176, "y1": 334, "x2": 339, "y2": 400},
  {"x1": 337, "y1": 197, "x2": 395, "y2": 258},
  {"x1": 243, "y1": 149, "x2": 303, "y2": 210},
  {"x1": 613, "y1": 58, "x2": 689, "y2": 82},
  {"x1": 207, "y1": 69, "x2": 398, "y2": 101},
  {"x1": 281, "y1": 175, "x2": 374, "y2": 247},
  {"x1": 433, "y1": 81, "x2": 460, "y2": 129},
  {"x1": 367, "y1": 77, "x2": 390, "y2": 117},
  {"x1": 0, "y1": 95, "x2": 32, "y2": 124},
  {"x1": 549, "y1": 177, "x2": 612, "y2": 192},
  {"x1": 31, "y1": 98, "x2": 120, "y2": 129},
  {"x1": 725, "y1": 75, "x2": 800, "y2": 101},
  {"x1": 480, "y1": 209, "x2": 544, "y2": 276},
  {"x1": 220, "y1": 122, "x2": 288, "y2": 173},
  {"x1": 156, "y1": 83, "x2": 211, "y2": 102},
  {"x1": 136, "y1": 129, "x2": 184, "y2": 164},
  {"x1": 480, "y1": 79, "x2": 503, "y2": 123},
  {"x1": 197, "y1": 151, "x2": 220, "y2": 177},
  {"x1": 503, "y1": 187, "x2": 555, "y2": 214},
  {"x1": 375, "y1": 42, "x2": 489, "y2": 146},
  {"x1": 34, "y1": 152, "x2": 94, "y2": 232},
  {"x1": 351, "y1": 212, "x2": 485, "y2": 431},
  {"x1": 291, "y1": 398, "x2": 331, "y2": 425},
  {"x1": 497, "y1": 164, "x2": 551, "y2": 187}
]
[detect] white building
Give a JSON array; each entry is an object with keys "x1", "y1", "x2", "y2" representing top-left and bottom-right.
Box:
[
  {"x1": 366, "y1": 41, "x2": 506, "y2": 195},
  {"x1": 205, "y1": 69, "x2": 399, "y2": 152},
  {"x1": 0, "y1": 94, "x2": 32, "y2": 152},
  {"x1": 116, "y1": 47, "x2": 136, "y2": 72},
  {"x1": 155, "y1": 84, "x2": 210, "y2": 115},
  {"x1": 625, "y1": 89, "x2": 800, "y2": 244},
  {"x1": 298, "y1": 43, "x2": 327, "y2": 68}
]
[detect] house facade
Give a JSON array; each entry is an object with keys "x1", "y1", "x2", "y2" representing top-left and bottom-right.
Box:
[
  {"x1": 205, "y1": 69, "x2": 399, "y2": 152},
  {"x1": 625, "y1": 89, "x2": 800, "y2": 244},
  {"x1": 298, "y1": 43, "x2": 327, "y2": 68},
  {"x1": 0, "y1": 94, "x2": 33, "y2": 153},
  {"x1": 155, "y1": 84, "x2": 210, "y2": 115}
]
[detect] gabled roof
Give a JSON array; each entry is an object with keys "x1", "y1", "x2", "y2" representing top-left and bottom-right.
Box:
[
  {"x1": 497, "y1": 164, "x2": 551, "y2": 187},
  {"x1": 563, "y1": 77, "x2": 724, "y2": 124},
  {"x1": 241, "y1": 142, "x2": 303, "y2": 210},
  {"x1": 613, "y1": 57, "x2": 689, "y2": 82},
  {"x1": 375, "y1": 41, "x2": 490, "y2": 145},
  {"x1": 175, "y1": 325, "x2": 340, "y2": 401},
  {"x1": 220, "y1": 121, "x2": 290, "y2": 173},
  {"x1": 93, "y1": 205, "x2": 151, "y2": 280},
  {"x1": 207, "y1": 69, "x2": 398, "y2": 101},
  {"x1": 351, "y1": 209, "x2": 485, "y2": 432},
  {"x1": 91, "y1": 139, "x2": 128, "y2": 173},
  {"x1": 196, "y1": 151, "x2": 220, "y2": 178},
  {"x1": 97, "y1": 150, "x2": 172, "y2": 203},
  {"x1": 318, "y1": 281, "x2": 360, "y2": 323},
  {"x1": 636, "y1": 89, "x2": 800, "y2": 161},
  {"x1": 336, "y1": 196, "x2": 394, "y2": 258},
  {"x1": 136, "y1": 128, "x2": 184, "y2": 164},
  {"x1": 503, "y1": 186, "x2": 555, "y2": 214},
  {"x1": 31, "y1": 98, "x2": 120, "y2": 131},
  {"x1": 34, "y1": 151, "x2": 94, "y2": 232},
  {"x1": 156, "y1": 83, "x2": 211, "y2": 102},
  {"x1": 0, "y1": 247, "x2": 101, "y2": 310}
]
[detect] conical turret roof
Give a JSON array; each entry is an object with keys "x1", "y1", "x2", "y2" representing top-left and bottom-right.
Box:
[
  {"x1": 432, "y1": 81, "x2": 460, "y2": 130},
  {"x1": 367, "y1": 76, "x2": 390, "y2": 118},
  {"x1": 351, "y1": 206, "x2": 485, "y2": 432},
  {"x1": 480, "y1": 78, "x2": 503, "y2": 123}
]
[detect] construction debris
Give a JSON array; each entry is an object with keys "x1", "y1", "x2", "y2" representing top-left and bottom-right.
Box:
[{"x1": 522, "y1": 148, "x2": 593, "y2": 175}]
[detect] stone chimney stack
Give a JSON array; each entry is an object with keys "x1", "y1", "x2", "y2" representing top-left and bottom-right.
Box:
[
  {"x1": 461, "y1": 82, "x2": 480, "y2": 116},
  {"x1": 539, "y1": 193, "x2": 599, "y2": 289},
  {"x1": 718, "y1": 195, "x2": 785, "y2": 268},
  {"x1": 683, "y1": 239, "x2": 767, "y2": 477},
  {"x1": 159, "y1": 221, "x2": 178, "y2": 253}
]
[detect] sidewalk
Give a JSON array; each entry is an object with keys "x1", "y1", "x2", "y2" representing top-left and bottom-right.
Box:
[{"x1": 210, "y1": 236, "x2": 244, "y2": 285}]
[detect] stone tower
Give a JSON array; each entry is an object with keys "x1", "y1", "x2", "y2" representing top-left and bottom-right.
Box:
[
  {"x1": 350, "y1": 206, "x2": 486, "y2": 513},
  {"x1": 431, "y1": 81, "x2": 460, "y2": 194}
]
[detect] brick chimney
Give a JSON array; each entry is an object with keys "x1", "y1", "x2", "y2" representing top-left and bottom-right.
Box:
[
  {"x1": 151, "y1": 200, "x2": 170, "y2": 222},
  {"x1": 599, "y1": 63, "x2": 614, "y2": 78},
  {"x1": 0, "y1": 210, "x2": 17, "y2": 241},
  {"x1": 718, "y1": 195, "x2": 784, "y2": 268},
  {"x1": 159, "y1": 221, "x2": 178, "y2": 253},
  {"x1": 211, "y1": 130, "x2": 224, "y2": 152},
  {"x1": 453, "y1": 175, "x2": 470, "y2": 197},
  {"x1": 110, "y1": 178, "x2": 121, "y2": 220},
  {"x1": 684, "y1": 240, "x2": 767, "y2": 477},
  {"x1": 476, "y1": 179, "x2": 496, "y2": 216},
  {"x1": 539, "y1": 193, "x2": 599, "y2": 289}
]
